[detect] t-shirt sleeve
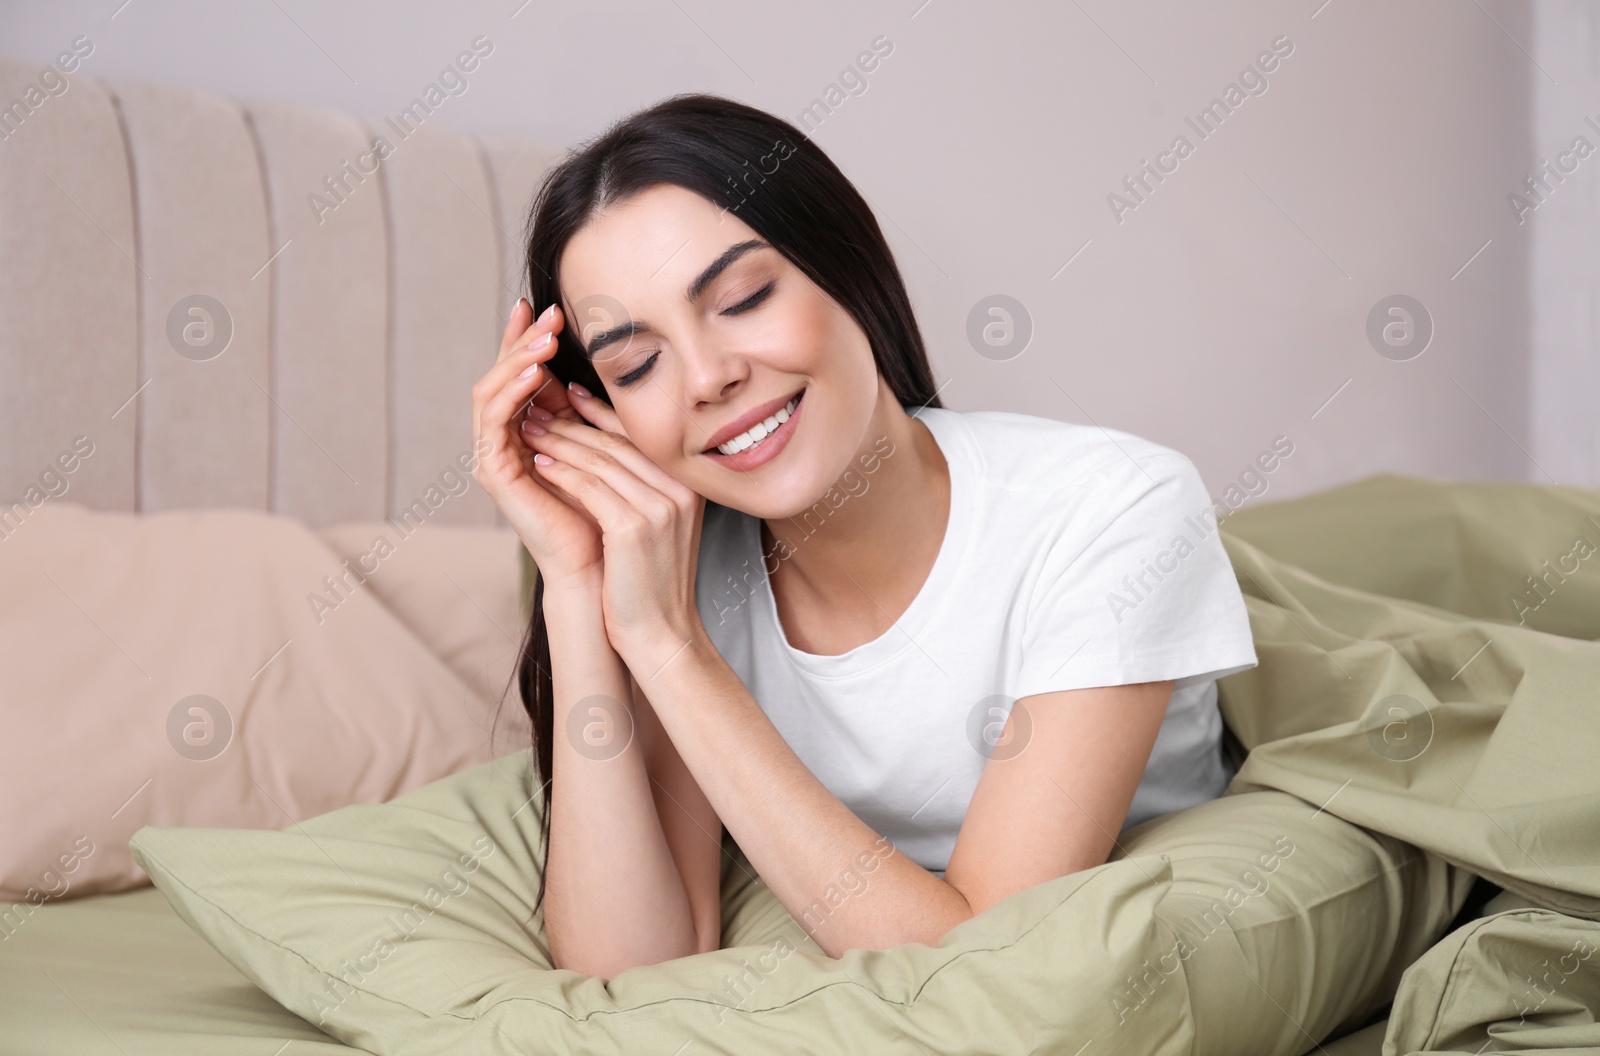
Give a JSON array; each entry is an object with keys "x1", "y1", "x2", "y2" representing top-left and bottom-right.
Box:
[{"x1": 1011, "y1": 451, "x2": 1258, "y2": 701}]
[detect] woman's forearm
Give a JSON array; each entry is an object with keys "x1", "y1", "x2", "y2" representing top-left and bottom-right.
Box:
[
  {"x1": 539, "y1": 584, "x2": 699, "y2": 979},
  {"x1": 629, "y1": 629, "x2": 974, "y2": 957}
]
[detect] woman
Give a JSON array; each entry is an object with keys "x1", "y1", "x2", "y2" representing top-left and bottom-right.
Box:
[{"x1": 472, "y1": 93, "x2": 1258, "y2": 980}]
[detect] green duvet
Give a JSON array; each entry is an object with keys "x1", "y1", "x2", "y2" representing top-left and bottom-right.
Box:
[{"x1": 121, "y1": 473, "x2": 1600, "y2": 1056}]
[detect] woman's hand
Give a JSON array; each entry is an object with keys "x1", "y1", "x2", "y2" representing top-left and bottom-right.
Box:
[
  {"x1": 471, "y1": 298, "x2": 603, "y2": 593},
  {"x1": 519, "y1": 385, "x2": 708, "y2": 673}
]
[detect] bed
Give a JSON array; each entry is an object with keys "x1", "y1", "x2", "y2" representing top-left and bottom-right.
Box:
[{"x1": 4, "y1": 53, "x2": 1598, "y2": 1056}]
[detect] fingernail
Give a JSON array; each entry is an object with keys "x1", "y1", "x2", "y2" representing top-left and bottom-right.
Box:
[
  {"x1": 530, "y1": 405, "x2": 553, "y2": 420},
  {"x1": 538, "y1": 303, "x2": 555, "y2": 325},
  {"x1": 568, "y1": 381, "x2": 591, "y2": 398},
  {"x1": 533, "y1": 452, "x2": 555, "y2": 466},
  {"x1": 529, "y1": 332, "x2": 553, "y2": 351},
  {"x1": 518, "y1": 362, "x2": 539, "y2": 379},
  {"x1": 522, "y1": 420, "x2": 547, "y2": 436},
  {"x1": 510, "y1": 297, "x2": 524, "y2": 322}
]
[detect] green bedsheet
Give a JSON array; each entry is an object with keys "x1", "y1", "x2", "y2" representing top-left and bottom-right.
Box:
[
  {"x1": 1217, "y1": 473, "x2": 1599, "y2": 918},
  {"x1": 1212, "y1": 472, "x2": 1600, "y2": 1054},
  {"x1": 0, "y1": 885, "x2": 368, "y2": 1053}
]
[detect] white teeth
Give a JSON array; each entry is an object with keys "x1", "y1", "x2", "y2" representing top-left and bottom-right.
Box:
[{"x1": 716, "y1": 395, "x2": 800, "y2": 455}]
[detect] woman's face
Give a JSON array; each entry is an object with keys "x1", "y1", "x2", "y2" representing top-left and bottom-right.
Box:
[{"x1": 557, "y1": 183, "x2": 883, "y2": 519}]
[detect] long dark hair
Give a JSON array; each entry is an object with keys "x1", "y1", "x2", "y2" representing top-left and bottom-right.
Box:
[{"x1": 498, "y1": 92, "x2": 941, "y2": 918}]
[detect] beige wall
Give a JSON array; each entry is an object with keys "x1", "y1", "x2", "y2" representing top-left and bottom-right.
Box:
[
  {"x1": 3, "y1": 0, "x2": 1586, "y2": 504},
  {"x1": 1530, "y1": 0, "x2": 1599, "y2": 487}
]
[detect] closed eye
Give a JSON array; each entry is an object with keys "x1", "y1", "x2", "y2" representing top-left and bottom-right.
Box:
[
  {"x1": 616, "y1": 352, "x2": 658, "y2": 387},
  {"x1": 615, "y1": 282, "x2": 777, "y2": 387},
  {"x1": 724, "y1": 281, "x2": 775, "y2": 315}
]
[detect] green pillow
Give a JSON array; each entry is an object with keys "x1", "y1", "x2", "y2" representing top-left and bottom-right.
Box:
[
  {"x1": 1385, "y1": 904, "x2": 1600, "y2": 1053},
  {"x1": 128, "y1": 750, "x2": 1462, "y2": 1055}
]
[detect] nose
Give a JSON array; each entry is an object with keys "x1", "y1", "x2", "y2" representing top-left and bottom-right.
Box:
[{"x1": 679, "y1": 331, "x2": 750, "y2": 411}]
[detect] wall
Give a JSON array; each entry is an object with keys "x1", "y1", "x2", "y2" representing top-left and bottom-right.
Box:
[
  {"x1": 2, "y1": 0, "x2": 1575, "y2": 506},
  {"x1": 1530, "y1": 0, "x2": 1599, "y2": 487}
]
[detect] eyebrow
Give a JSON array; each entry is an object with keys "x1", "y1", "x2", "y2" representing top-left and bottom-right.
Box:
[{"x1": 578, "y1": 239, "x2": 771, "y2": 361}]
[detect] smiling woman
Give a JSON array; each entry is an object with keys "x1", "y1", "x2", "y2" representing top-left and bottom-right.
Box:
[{"x1": 467, "y1": 92, "x2": 1256, "y2": 981}]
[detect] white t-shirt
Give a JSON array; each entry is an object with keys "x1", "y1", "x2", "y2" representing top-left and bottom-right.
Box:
[{"x1": 693, "y1": 405, "x2": 1259, "y2": 877}]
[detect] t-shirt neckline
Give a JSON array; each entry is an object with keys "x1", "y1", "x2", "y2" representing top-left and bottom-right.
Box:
[{"x1": 747, "y1": 406, "x2": 975, "y2": 678}]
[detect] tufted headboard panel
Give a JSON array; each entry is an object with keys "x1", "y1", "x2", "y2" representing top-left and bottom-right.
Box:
[{"x1": 0, "y1": 53, "x2": 566, "y2": 528}]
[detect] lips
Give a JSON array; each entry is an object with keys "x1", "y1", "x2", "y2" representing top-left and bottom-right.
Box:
[
  {"x1": 701, "y1": 387, "x2": 806, "y2": 471},
  {"x1": 702, "y1": 388, "x2": 806, "y2": 454}
]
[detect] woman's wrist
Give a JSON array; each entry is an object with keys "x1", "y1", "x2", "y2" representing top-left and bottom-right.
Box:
[
  {"x1": 532, "y1": 564, "x2": 602, "y2": 606},
  {"x1": 614, "y1": 616, "x2": 712, "y2": 685},
  {"x1": 538, "y1": 574, "x2": 611, "y2": 651},
  {"x1": 540, "y1": 575, "x2": 605, "y2": 623}
]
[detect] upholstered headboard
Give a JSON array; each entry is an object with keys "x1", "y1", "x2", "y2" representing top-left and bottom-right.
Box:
[{"x1": 0, "y1": 53, "x2": 564, "y2": 528}]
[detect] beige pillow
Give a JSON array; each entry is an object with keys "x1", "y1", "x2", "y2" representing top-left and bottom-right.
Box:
[
  {"x1": 316, "y1": 520, "x2": 528, "y2": 711},
  {"x1": 0, "y1": 502, "x2": 527, "y2": 903}
]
